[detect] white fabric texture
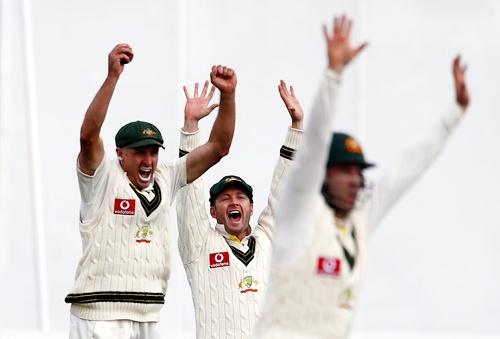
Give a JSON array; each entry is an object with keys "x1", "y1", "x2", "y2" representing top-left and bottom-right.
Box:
[{"x1": 69, "y1": 313, "x2": 159, "y2": 339}]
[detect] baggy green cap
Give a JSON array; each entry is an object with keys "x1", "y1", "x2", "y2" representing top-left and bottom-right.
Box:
[
  {"x1": 327, "y1": 132, "x2": 375, "y2": 169},
  {"x1": 115, "y1": 121, "x2": 165, "y2": 149},
  {"x1": 209, "y1": 175, "x2": 253, "y2": 205}
]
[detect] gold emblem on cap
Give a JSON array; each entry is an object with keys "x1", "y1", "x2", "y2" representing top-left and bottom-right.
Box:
[
  {"x1": 143, "y1": 128, "x2": 156, "y2": 137},
  {"x1": 224, "y1": 176, "x2": 237, "y2": 183},
  {"x1": 345, "y1": 137, "x2": 362, "y2": 154}
]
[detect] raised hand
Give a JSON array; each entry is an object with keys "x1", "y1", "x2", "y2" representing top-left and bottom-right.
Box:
[
  {"x1": 453, "y1": 55, "x2": 470, "y2": 109},
  {"x1": 210, "y1": 65, "x2": 237, "y2": 95},
  {"x1": 108, "y1": 43, "x2": 134, "y2": 79},
  {"x1": 183, "y1": 80, "x2": 219, "y2": 132},
  {"x1": 278, "y1": 80, "x2": 304, "y2": 129},
  {"x1": 323, "y1": 15, "x2": 367, "y2": 73}
]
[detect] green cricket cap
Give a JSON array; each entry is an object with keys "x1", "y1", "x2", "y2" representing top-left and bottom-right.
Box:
[
  {"x1": 115, "y1": 121, "x2": 165, "y2": 149},
  {"x1": 209, "y1": 175, "x2": 253, "y2": 205},
  {"x1": 327, "y1": 132, "x2": 375, "y2": 169}
]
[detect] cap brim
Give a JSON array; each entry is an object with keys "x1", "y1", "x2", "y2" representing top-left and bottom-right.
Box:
[
  {"x1": 123, "y1": 139, "x2": 165, "y2": 149},
  {"x1": 361, "y1": 162, "x2": 376, "y2": 169},
  {"x1": 211, "y1": 181, "x2": 252, "y2": 201}
]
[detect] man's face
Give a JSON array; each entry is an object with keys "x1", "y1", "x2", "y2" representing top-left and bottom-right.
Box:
[
  {"x1": 210, "y1": 186, "x2": 253, "y2": 240},
  {"x1": 324, "y1": 164, "x2": 363, "y2": 214},
  {"x1": 117, "y1": 145, "x2": 159, "y2": 189}
]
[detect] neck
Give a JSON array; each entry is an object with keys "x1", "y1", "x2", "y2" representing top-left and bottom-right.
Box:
[{"x1": 226, "y1": 225, "x2": 251, "y2": 241}]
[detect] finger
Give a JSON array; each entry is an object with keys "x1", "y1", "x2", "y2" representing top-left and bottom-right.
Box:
[
  {"x1": 338, "y1": 15, "x2": 346, "y2": 35},
  {"x1": 194, "y1": 82, "x2": 199, "y2": 97},
  {"x1": 201, "y1": 80, "x2": 209, "y2": 97},
  {"x1": 119, "y1": 53, "x2": 131, "y2": 65},
  {"x1": 345, "y1": 19, "x2": 353, "y2": 37},
  {"x1": 183, "y1": 85, "x2": 190, "y2": 99},
  {"x1": 334, "y1": 16, "x2": 340, "y2": 35},
  {"x1": 290, "y1": 85, "x2": 296, "y2": 97},
  {"x1": 278, "y1": 80, "x2": 288, "y2": 97},
  {"x1": 354, "y1": 42, "x2": 369, "y2": 56},
  {"x1": 207, "y1": 85, "x2": 216, "y2": 101},
  {"x1": 323, "y1": 24, "x2": 330, "y2": 43},
  {"x1": 453, "y1": 55, "x2": 460, "y2": 75},
  {"x1": 207, "y1": 103, "x2": 220, "y2": 113}
]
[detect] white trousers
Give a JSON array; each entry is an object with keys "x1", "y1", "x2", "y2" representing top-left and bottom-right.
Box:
[{"x1": 69, "y1": 314, "x2": 160, "y2": 339}]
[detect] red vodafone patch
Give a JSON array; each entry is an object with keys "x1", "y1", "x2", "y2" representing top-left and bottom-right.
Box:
[
  {"x1": 316, "y1": 256, "x2": 341, "y2": 277},
  {"x1": 114, "y1": 199, "x2": 136, "y2": 215},
  {"x1": 209, "y1": 252, "x2": 230, "y2": 268}
]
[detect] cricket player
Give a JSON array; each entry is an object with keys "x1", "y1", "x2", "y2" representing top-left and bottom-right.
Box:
[
  {"x1": 65, "y1": 43, "x2": 237, "y2": 339},
  {"x1": 254, "y1": 15, "x2": 470, "y2": 339},
  {"x1": 175, "y1": 78, "x2": 304, "y2": 338}
]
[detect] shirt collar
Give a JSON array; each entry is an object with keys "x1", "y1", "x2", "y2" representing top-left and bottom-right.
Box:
[{"x1": 215, "y1": 223, "x2": 252, "y2": 244}]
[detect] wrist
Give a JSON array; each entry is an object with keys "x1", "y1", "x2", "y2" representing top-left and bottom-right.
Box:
[
  {"x1": 291, "y1": 120, "x2": 303, "y2": 130},
  {"x1": 183, "y1": 119, "x2": 199, "y2": 133},
  {"x1": 220, "y1": 91, "x2": 236, "y2": 100},
  {"x1": 328, "y1": 63, "x2": 343, "y2": 74},
  {"x1": 105, "y1": 73, "x2": 120, "y2": 84}
]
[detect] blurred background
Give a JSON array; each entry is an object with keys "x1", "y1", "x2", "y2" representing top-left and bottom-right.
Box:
[{"x1": 1, "y1": 0, "x2": 499, "y2": 338}]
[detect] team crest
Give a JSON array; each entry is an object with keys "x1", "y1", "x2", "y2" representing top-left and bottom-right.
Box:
[
  {"x1": 339, "y1": 287, "x2": 354, "y2": 309},
  {"x1": 135, "y1": 225, "x2": 153, "y2": 243},
  {"x1": 345, "y1": 137, "x2": 362, "y2": 154},
  {"x1": 238, "y1": 275, "x2": 258, "y2": 293},
  {"x1": 142, "y1": 128, "x2": 157, "y2": 137}
]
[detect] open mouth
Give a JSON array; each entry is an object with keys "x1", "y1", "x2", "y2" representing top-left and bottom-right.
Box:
[
  {"x1": 228, "y1": 210, "x2": 242, "y2": 222},
  {"x1": 138, "y1": 167, "x2": 152, "y2": 182}
]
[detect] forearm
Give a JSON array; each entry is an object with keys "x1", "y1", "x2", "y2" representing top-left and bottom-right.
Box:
[
  {"x1": 366, "y1": 102, "x2": 465, "y2": 230},
  {"x1": 207, "y1": 92, "x2": 235, "y2": 156},
  {"x1": 80, "y1": 75, "x2": 119, "y2": 141},
  {"x1": 257, "y1": 127, "x2": 303, "y2": 239},
  {"x1": 273, "y1": 69, "x2": 341, "y2": 263}
]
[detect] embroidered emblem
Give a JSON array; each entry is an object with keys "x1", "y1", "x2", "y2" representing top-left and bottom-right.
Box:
[
  {"x1": 142, "y1": 128, "x2": 157, "y2": 137},
  {"x1": 224, "y1": 176, "x2": 237, "y2": 183},
  {"x1": 135, "y1": 225, "x2": 153, "y2": 243},
  {"x1": 345, "y1": 137, "x2": 362, "y2": 154},
  {"x1": 114, "y1": 199, "x2": 135, "y2": 215},
  {"x1": 339, "y1": 287, "x2": 354, "y2": 309},
  {"x1": 238, "y1": 275, "x2": 258, "y2": 293},
  {"x1": 316, "y1": 256, "x2": 341, "y2": 277},
  {"x1": 209, "y1": 252, "x2": 230, "y2": 268}
]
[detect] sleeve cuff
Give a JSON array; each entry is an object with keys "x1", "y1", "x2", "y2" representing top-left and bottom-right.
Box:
[
  {"x1": 179, "y1": 128, "x2": 201, "y2": 154},
  {"x1": 443, "y1": 102, "x2": 465, "y2": 132},
  {"x1": 284, "y1": 126, "x2": 303, "y2": 150},
  {"x1": 325, "y1": 68, "x2": 342, "y2": 84}
]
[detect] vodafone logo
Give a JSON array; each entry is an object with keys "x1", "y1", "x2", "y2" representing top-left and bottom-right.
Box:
[
  {"x1": 316, "y1": 256, "x2": 341, "y2": 277},
  {"x1": 114, "y1": 199, "x2": 136, "y2": 215},
  {"x1": 209, "y1": 252, "x2": 230, "y2": 268}
]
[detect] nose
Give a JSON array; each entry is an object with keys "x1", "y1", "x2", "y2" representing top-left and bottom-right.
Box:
[{"x1": 348, "y1": 170, "x2": 363, "y2": 188}]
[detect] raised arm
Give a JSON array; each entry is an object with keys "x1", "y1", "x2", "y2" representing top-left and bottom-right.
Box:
[
  {"x1": 78, "y1": 44, "x2": 133, "y2": 175},
  {"x1": 255, "y1": 81, "x2": 304, "y2": 239},
  {"x1": 364, "y1": 55, "x2": 470, "y2": 231},
  {"x1": 185, "y1": 66, "x2": 236, "y2": 183},
  {"x1": 176, "y1": 80, "x2": 218, "y2": 263},
  {"x1": 274, "y1": 15, "x2": 367, "y2": 263}
]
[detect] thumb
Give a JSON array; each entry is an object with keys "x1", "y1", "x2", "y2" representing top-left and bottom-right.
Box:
[{"x1": 207, "y1": 103, "x2": 220, "y2": 113}]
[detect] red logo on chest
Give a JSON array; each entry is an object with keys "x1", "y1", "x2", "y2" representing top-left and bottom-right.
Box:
[
  {"x1": 209, "y1": 252, "x2": 230, "y2": 268},
  {"x1": 114, "y1": 199, "x2": 136, "y2": 215},
  {"x1": 316, "y1": 256, "x2": 341, "y2": 277}
]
